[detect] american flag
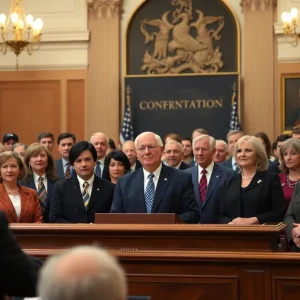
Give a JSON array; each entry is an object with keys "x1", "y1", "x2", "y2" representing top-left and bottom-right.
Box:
[
  {"x1": 230, "y1": 82, "x2": 241, "y2": 130},
  {"x1": 120, "y1": 102, "x2": 135, "y2": 144}
]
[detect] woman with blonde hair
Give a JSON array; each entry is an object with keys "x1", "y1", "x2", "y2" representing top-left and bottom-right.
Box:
[
  {"x1": 0, "y1": 151, "x2": 42, "y2": 223},
  {"x1": 221, "y1": 135, "x2": 286, "y2": 225},
  {"x1": 20, "y1": 143, "x2": 60, "y2": 222}
]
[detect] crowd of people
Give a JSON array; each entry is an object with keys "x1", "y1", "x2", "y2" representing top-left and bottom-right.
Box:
[{"x1": 1, "y1": 126, "x2": 300, "y2": 298}]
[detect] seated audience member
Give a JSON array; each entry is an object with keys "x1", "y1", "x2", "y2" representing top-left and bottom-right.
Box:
[
  {"x1": 55, "y1": 132, "x2": 76, "y2": 179},
  {"x1": 191, "y1": 128, "x2": 208, "y2": 140},
  {"x1": 90, "y1": 132, "x2": 109, "y2": 180},
  {"x1": 50, "y1": 141, "x2": 115, "y2": 223},
  {"x1": 164, "y1": 140, "x2": 190, "y2": 170},
  {"x1": 221, "y1": 130, "x2": 243, "y2": 171},
  {"x1": 181, "y1": 137, "x2": 193, "y2": 165},
  {"x1": 221, "y1": 136, "x2": 286, "y2": 225},
  {"x1": 213, "y1": 140, "x2": 228, "y2": 163},
  {"x1": 38, "y1": 132, "x2": 55, "y2": 152},
  {"x1": 255, "y1": 132, "x2": 280, "y2": 173},
  {"x1": 2, "y1": 133, "x2": 19, "y2": 151},
  {"x1": 0, "y1": 210, "x2": 41, "y2": 298},
  {"x1": 0, "y1": 143, "x2": 5, "y2": 153},
  {"x1": 278, "y1": 139, "x2": 300, "y2": 207},
  {"x1": 111, "y1": 131, "x2": 200, "y2": 224},
  {"x1": 106, "y1": 138, "x2": 117, "y2": 156},
  {"x1": 292, "y1": 125, "x2": 300, "y2": 139},
  {"x1": 103, "y1": 150, "x2": 131, "y2": 184},
  {"x1": 20, "y1": 143, "x2": 60, "y2": 223},
  {"x1": 0, "y1": 151, "x2": 42, "y2": 223},
  {"x1": 38, "y1": 246, "x2": 127, "y2": 300},
  {"x1": 122, "y1": 140, "x2": 142, "y2": 171},
  {"x1": 187, "y1": 135, "x2": 234, "y2": 224},
  {"x1": 12, "y1": 143, "x2": 27, "y2": 161},
  {"x1": 284, "y1": 182, "x2": 300, "y2": 252}
]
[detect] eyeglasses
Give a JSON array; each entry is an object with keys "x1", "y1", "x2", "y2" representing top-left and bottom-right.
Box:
[{"x1": 137, "y1": 145, "x2": 158, "y2": 153}]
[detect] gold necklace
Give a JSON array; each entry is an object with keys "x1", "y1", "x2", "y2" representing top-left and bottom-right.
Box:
[{"x1": 4, "y1": 187, "x2": 19, "y2": 194}]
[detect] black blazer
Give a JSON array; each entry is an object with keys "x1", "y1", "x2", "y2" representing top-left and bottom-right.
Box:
[
  {"x1": 111, "y1": 164, "x2": 200, "y2": 223},
  {"x1": 49, "y1": 175, "x2": 115, "y2": 223},
  {"x1": 179, "y1": 161, "x2": 191, "y2": 170},
  {"x1": 55, "y1": 159, "x2": 65, "y2": 178},
  {"x1": 19, "y1": 176, "x2": 60, "y2": 222},
  {"x1": 284, "y1": 182, "x2": 300, "y2": 252},
  {"x1": 221, "y1": 171, "x2": 286, "y2": 224},
  {"x1": 0, "y1": 211, "x2": 41, "y2": 298}
]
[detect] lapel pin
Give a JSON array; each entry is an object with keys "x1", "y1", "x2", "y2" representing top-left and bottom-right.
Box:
[
  {"x1": 164, "y1": 178, "x2": 167, "y2": 181},
  {"x1": 281, "y1": 183, "x2": 285, "y2": 187},
  {"x1": 97, "y1": 188, "x2": 100, "y2": 191},
  {"x1": 257, "y1": 179, "x2": 262, "y2": 184},
  {"x1": 216, "y1": 175, "x2": 219, "y2": 178}
]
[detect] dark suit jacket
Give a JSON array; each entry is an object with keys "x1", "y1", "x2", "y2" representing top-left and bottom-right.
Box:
[
  {"x1": 284, "y1": 182, "x2": 300, "y2": 252},
  {"x1": 0, "y1": 184, "x2": 43, "y2": 224},
  {"x1": 187, "y1": 163, "x2": 234, "y2": 224},
  {"x1": 135, "y1": 160, "x2": 142, "y2": 170},
  {"x1": 221, "y1": 171, "x2": 286, "y2": 224},
  {"x1": 55, "y1": 159, "x2": 65, "y2": 178},
  {"x1": 111, "y1": 164, "x2": 200, "y2": 223},
  {"x1": 268, "y1": 159, "x2": 280, "y2": 174},
  {"x1": 179, "y1": 161, "x2": 191, "y2": 170},
  {"x1": 19, "y1": 176, "x2": 60, "y2": 223},
  {"x1": 220, "y1": 157, "x2": 233, "y2": 169},
  {"x1": 0, "y1": 211, "x2": 41, "y2": 297},
  {"x1": 49, "y1": 175, "x2": 115, "y2": 223}
]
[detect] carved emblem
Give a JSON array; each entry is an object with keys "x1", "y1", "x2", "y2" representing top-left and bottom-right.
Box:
[{"x1": 140, "y1": 0, "x2": 225, "y2": 74}]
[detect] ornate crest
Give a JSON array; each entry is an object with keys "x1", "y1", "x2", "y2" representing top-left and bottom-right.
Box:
[{"x1": 140, "y1": 0, "x2": 225, "y2": 74}]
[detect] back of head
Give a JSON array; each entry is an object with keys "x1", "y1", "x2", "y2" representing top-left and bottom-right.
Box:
[{"x1": 38, "y1": 246, "x2": 127, "y2": 300}]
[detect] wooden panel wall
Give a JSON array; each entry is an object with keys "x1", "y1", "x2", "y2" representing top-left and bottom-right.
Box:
[{"x1": 0, "y1": 70, "x2": 87, "y2": 159}]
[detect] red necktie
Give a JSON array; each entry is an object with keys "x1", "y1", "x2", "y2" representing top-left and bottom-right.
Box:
[{"x1": 199, "y1": 169, "x2": 207, "y2": 203}]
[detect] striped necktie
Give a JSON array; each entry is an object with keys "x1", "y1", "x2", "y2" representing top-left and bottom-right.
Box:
[
  {"x1": 145, "y1": 173, "x2": 155, "y2": 213},
  {"x1": 95, "y1": 161, "x2": 101, "y2": 178},
  {"x1": 65, "y1": 162, "x2": 71, "y2": 179},
  {"x1": 37, "y1": 176, "x2": 47, "y2": 213},
  {"x1": 82, "y1": 181, "x2": 90, "y2": 209},
  {"x1": 199, "y1": 169, "x2": 207, "y2": 203}
]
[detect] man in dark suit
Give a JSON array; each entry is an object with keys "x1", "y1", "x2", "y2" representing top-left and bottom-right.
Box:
[
  {"x1": 50, "y1": 141, "x2": 115, "y2": 223},
  {"x1": 111, "y1": 132, "x2": 200, "y2": 223},
  {"x1": 122, "y1": 140, "x2": 142, "y2": 171},
  {"x1": 90, "y1": 132, "x2": 110, "y2": 180},
  {"x1": 187, "y1": 135, "x2": 234, "y2": 224},
  {"x1": 164, "y1": 140, "x2": 190, "y2": 170},
  {"x1": 220, "y1": 130, "x2": 243, "y2": 171},
  {"x1": 0, "y1": 210, "x2": 41, "y2": 298},
  {"x1": 55, "y1": 132, "x2": 76, "y2": 178}
]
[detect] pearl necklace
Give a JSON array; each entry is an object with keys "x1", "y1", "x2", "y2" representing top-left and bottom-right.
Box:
[
  {"x1": 4, "y1": 187, "x2": 19, "y2": 195},
  {"x1": 241, "y1": 174, "x2": 255, "y2": 180}
]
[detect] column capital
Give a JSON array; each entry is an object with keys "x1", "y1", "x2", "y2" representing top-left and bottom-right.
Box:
[
  {"x1": 240, "y1": 0, "x2": 277, "y2": 13},
  {"x1": 87, "y1": 0, "x2": 122, "y2": 19}
]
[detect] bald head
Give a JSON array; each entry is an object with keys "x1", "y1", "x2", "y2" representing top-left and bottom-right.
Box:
[
  {"x1": 90, "y1": 132, "x2": 109, "y2": 160},
  {"x1": 38, "y1": 246, "x2": 127, "y2": 300}
]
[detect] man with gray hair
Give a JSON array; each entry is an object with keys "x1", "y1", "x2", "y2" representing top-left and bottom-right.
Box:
[
  {"x1": 111, "y1": 131, "x2": 200, "y2": 223},
  {"x1": 213, "y1": 140, "x2": 228, "y2": 164},
  {"x1": 187, "y1": 135, "x2": 234, "y2": 223},
  {"x1": 164, "y1": 140, "x2": 190, "y2": 170},
  {"x1": 38, "y1": 246, "x2": 127, "y2": 300}
]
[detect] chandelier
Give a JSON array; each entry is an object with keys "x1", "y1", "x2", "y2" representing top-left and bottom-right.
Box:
[
  {"x1": 0, "y1": 0, "x2": 43, "y2": 65},
  {"x1": 281, "y1": 7, "x2": 300, "y2": 46}
]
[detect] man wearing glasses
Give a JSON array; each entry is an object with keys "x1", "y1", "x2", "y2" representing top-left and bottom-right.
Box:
[{"x1": 111, "y1": 131, "x2": 200, "y2": 223}]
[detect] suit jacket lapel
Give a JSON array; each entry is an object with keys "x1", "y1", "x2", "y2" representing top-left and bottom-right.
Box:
[
  {"x1": 151, "y1": 165, "x2": 171, "y2": 213},
  {"x1": 191, "y1": 166, "x2": 201, "y2": 208},
  {"x1": 87, "y1": 176, "x2": 105, "y2": 210},
  {"x1": 135, "y1": 168, "x2": 147, "y2": 212},
  {"x1": 244, "y1": 171, "x2": 265, "y2": 192},
  {"x1": 70, "y1": 177, "x2": 86, "y2": 212},
  {"x1": 19, "y1": 186, "x2": 30, "y2": 222},
  {"x1": 0, "y1": 184, "x2": 18, "y2": 222},
  {"x1": 203, "y1": 164, "x2": 222, "y2": 207}
]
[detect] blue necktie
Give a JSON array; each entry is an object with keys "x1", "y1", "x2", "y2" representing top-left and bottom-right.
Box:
[
  {"x1": 145, "y1": 173, "x2": 155, "y2": 213},
  {"x1": 95, "y1": 161, "x2": 101, "y2": 178}
]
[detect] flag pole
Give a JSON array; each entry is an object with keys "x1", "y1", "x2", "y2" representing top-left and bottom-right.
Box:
[{"x1": 126, "y1": 85, "x2": 132, "y2": 107}]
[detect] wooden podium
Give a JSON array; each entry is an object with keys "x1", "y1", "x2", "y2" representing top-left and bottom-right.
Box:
[{"x1": 94, "y1": 213, "x2": 183, "y2": 224}]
